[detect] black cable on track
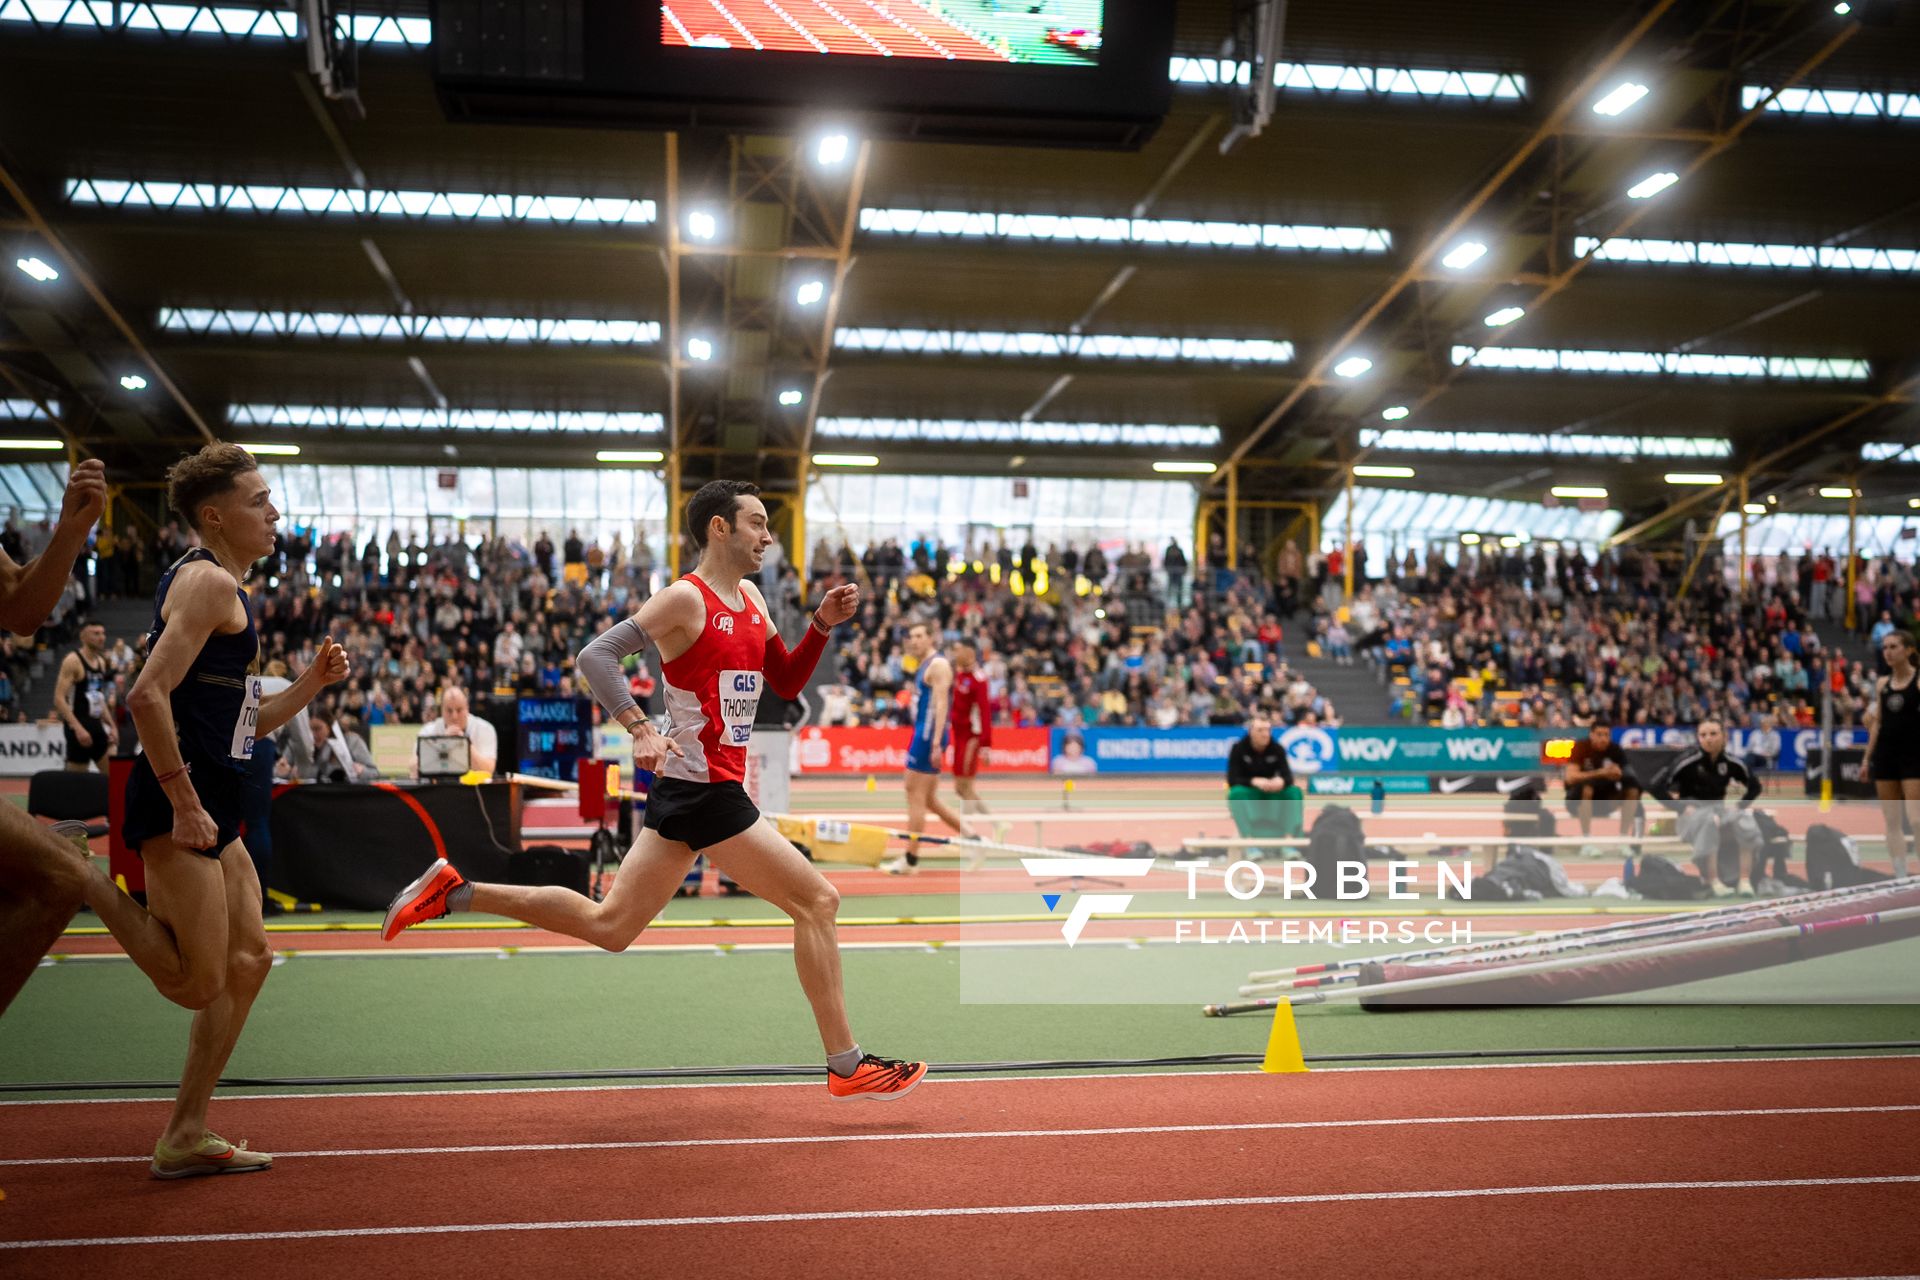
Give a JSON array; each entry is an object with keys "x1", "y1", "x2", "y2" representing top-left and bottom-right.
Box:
[{"x1": 5, "y1": 1042, "x2": 1918, "y2": 1093}]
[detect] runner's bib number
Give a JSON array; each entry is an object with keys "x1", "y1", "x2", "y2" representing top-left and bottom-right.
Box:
[
  {"x1": 718, "y1": 669, "x2": 761, "y2": 746},
  {"x1": 230, "y1": 677, "x2": 261, "y2": 759}
]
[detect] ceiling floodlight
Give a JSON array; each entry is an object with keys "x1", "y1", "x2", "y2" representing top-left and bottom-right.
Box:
[
  {"x1": 1152, "y1": 460, "x2": 1218, "y2": 474},
  {"x1": 1592, "y1": 82, "x2": 1650, "y2": 116},
  {"x1": 1627, "y1": 172, "x2": 1679, "y2": 200},
  {"x1": 795, "y1": 280, "x2": 825, "y2": 307},
  {"x1": 687, "y1": 210, "x2": 718, "y2": 240},
  {"x1": 1380, "y1": 405, "x2": 1410, "y2": 421},
  {"x1": 1441, "y1": 241, "x2": 1489, "y2": 270},
  {"x1": 597, "y1": 450, "x2": 665, "y2": 464},
  {"x1": 1485, "y1": 306, "x2": 1526, "y2": 327},
  {"x1": 816, "y1": 134, "x2": 851, "y2": 166},
  {"x1": 1819, "y1": 486, "x2": 1857, "y2": 499},
  {"x1": 1353, "y1": 464, "x2": 1414, "y2": 479},
  {"x1": 1664, "y1": 472, "x2": 1722, "y2": 485},
  {"x1": 14, "y1": 256, "x2": 58, "y2": 283},
  {"x1": 1333, "y1": 356, "x2": 1373, "y2": 378},
  {"x1": 119, "y1": 374, "x2": 148, "y2": 391},
  {"x1": 1550, "y1": 486, "x2": 1608, "y2": 499}
]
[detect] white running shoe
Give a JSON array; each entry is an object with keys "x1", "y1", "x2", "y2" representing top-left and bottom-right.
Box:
[{"x1": 879, "y1": 855, "x2": 917, "y2": 876}]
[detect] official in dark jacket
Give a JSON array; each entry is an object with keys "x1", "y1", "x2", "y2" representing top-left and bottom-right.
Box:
[
  {"x1": 1227, "y1": 714, "x2": 1303, "y2": 844},
  {"x1": 1648, "y1": 719, "x2": 1765, "y2": 896}
]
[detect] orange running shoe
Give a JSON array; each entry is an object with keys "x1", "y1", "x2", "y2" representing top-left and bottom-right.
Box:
[
  {"x1": 382, "y1": 858, "x2": 465, "y2": 941},
  {"x1": 827, "y1": 1053, "x2": 928, "y2": 1101}
]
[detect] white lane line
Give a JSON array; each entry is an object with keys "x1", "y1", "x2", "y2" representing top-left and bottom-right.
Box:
[
  {"x1": 5, "y1": 1176, "x2": 1917, "y2": 1249},
  {"x1": 3, "y1": 1051, "x2": 1915, "y2": 1107},
  {"x1": 5, "y1": 1103, "x2": 1918, "y2": 1168}
]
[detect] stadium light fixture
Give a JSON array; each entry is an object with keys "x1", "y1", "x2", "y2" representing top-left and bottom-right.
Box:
[
  {"x1": 1441, "y1": 241, "x2": 1488, "y2": 270},
  {"x1": 14, "y1": 256, "x2": 58, "y2": 283},
  {"x1": 1499, "y1": 535, "x2": 1523, "y2": 548},
  {"x1": 240, "y1": 442, "x2": 301, "y2": 456},
  {"x1": 1910, "y1": 497, "x2": 1920, "y2": 509},
  {"x1": 777, "y1": 389, "x2": 804, "y2": 406},
  {"x1": 0, "y1": 438, "x2": 64, "y2": 450},
  {"x1": 1664, "y1": 472, "x2": 1722, "y2": 485},
  {"x1": 1333, "y1": 356, "x2": 1373, "y2": 378},
  {"x1": 119, "y1": 374, "x2": 148, "y2": 391},
  {"x1": 1592, "y1": 82, "x2": 1650, "y2": 116},
  {"x1": 597, "y1": 450, "x2": 665, "y2": 464},
  {"x1": 686, "y1": 210, "x2": 718, "y2": 241},
  {"x1": 685, "y1": 337, "x2": 713, "y2": 362},
  {"x1": 1153, "y1": 461, "x2": 1219, "y2": 474},
  {"x1": 812, "y1": 453, "x2": 880, "y2": 467},
  {"x1": 1743, "y1": 504, "x2": 1767, "y2": 515},
  {"x1": 1353, "y1": 464, "x2": 1415, "y2": 479},
  {"x1": 1550, "y1": 486, "x2": 1608, "y2": 499},
  {"x1": 1819, "y1": 486, "x2": 1857, "y2": 498},
  {"x1": 816, "y1": 134, "x2": 851, "y2": 167},
  {"x1": 1627, "y1": 172, "x2": 1679, "y2": 200},
  {"x1": 1833, "y1": 2, "x2": 1851, "y2": 13},
  {"x1": 1485, "y1": 306, "x2": 1526, "y2": 327},
  {"x1": 1380, "y1": 405, "x2": 1410, "y2": 421},
  {"x1": 1460, "y1": 533, "x2": 1482, "y2": 545},
  {"x1": 795, "y1": 280, "x2": 825, "y2": 307}
]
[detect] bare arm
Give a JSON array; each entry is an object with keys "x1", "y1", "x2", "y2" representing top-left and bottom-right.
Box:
[
  {"x1": 51, "y1": 652, "x2": 84, "y2": 735},
  {"x1": 126, "y1": 565, "x2": 229, "y2": 827},
  {"x1": 1860, "y1": 677, "x2": 1883, "y2": 778},
  {"x1": 0, "y1": 458, "x2": 107, "y2": 636},
  {"x1": 258, "y1": 637, "x2": 348, "y2": 738},
  {"x1": 925, "y1": 655, "x2": 955, "y2": 747}
]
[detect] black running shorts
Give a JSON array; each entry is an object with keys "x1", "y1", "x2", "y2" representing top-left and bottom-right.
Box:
[{"x1": 642, "y1": 778, "x2": 762, "y2": 851}]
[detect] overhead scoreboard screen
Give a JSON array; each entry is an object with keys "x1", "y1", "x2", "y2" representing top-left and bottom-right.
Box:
[
  {"x1": 432, "y1": 0, "x2": 1168, "y2": 148},
  {"x1": 660, "y1": 0, "x2": 1106, "y2": 67}
]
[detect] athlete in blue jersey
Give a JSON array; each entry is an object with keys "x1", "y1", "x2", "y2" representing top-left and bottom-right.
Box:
[
  {"x1": 882, "y1": 621, "x2": 974, "y2": 873},
  {"x1": 79, "y1": 445, "x2": 348, "y2": 1179}
]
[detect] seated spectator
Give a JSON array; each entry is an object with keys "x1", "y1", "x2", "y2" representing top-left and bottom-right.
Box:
[
  {"x1": 1226, "y1": 713, "x2": 1302, "y2": 843},
  {"x1": 296, "y1": 712, "x2": 381, "y2": 783},
  {"x1": 1563, "y1": 722, "x2": 1642, "y2": 853},
  {"x1": 414, "y1": 685, "x2": 498, "y2": 776}
]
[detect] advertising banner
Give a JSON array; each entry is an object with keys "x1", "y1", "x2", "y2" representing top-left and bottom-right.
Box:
[
  {"x1": 1047, "y1": 725, "x2": 1542, "y2": 776},
  {"x1": 790, "y1": 726, "x2": 1051, "y2": 775},
  {"x1": 0, "y1": 723, "x2": 68, "y2": 777},
  {"x1": 1611, "y1": 725, "x2": 1868, "y2": 773}
]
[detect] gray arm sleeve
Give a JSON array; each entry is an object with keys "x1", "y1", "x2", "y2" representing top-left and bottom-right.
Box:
[{"x1": 578, "y1": 617, "x2": 648, "y2": 720}]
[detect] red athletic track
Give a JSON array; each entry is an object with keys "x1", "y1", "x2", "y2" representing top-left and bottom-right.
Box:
[{"x1": 3, "y1": 1057, "x2": 1917, "y2": 1278}]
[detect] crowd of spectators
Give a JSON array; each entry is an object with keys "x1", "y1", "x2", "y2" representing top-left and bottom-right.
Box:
[
  {"x1": 1317, "y1": 542, "x2": 1920, "y2": 734},
  {"x1": 19, "y1": 501, "x2": 1919, "y2": 752}
]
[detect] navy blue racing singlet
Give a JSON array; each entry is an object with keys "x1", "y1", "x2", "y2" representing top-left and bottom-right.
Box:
[{"x1": 147, "y1": 549, "x2": 261, "y2": 769}]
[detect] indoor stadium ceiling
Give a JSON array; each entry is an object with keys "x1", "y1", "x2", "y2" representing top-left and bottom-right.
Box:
[{"x1": 0, "y1": 0, "x2": 1917, "y2": 540}]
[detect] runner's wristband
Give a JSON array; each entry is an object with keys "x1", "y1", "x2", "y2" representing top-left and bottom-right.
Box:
[{"x1": 153, "y1": 763, "x2": 192, "y2": 785}]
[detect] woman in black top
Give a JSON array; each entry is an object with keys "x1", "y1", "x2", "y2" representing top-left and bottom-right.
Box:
[{"x1": 1862, "y1": 629, "x2": 1920, "y2": 878}]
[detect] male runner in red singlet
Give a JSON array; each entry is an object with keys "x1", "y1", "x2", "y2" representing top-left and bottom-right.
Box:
[
  {"x1": 383, "y1": 480, "x2": 927, "y2": 1100},
  {"x1": 948, "y1": 640, "x2": 993, "y2": 816}
]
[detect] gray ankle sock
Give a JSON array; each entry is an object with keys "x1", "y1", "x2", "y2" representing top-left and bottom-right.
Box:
[
  {"x1": 828, "y1": 1045, "x2": 864, "y2": 1077},
  {"x1": 447, "y1": 883, "x2": 474, "y2": 913}
]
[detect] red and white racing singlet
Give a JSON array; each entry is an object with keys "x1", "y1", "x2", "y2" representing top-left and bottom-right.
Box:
[{"x1": 659, "y1": 574, "x2": 766, "y2": 784}]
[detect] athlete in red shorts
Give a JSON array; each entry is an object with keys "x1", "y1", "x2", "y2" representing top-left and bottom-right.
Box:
[
  {"x1": 948, "y1": 640, "x2": 993, "y2": 816},
  {"x1": 383, "y1": 480, "x2": 926, "y2": 1101}
]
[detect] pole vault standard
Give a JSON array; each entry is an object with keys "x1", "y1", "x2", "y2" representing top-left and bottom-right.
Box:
[
  {"x1": 1233, "y1": 880, "x2": 1916, "y2": 998},
  {"x1": 1238, "y1": 877, "x2": 1916, "y2": 987},
  {"x1": 1205, "y1": 901, "x2": 1920, "y2": 1016}
]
